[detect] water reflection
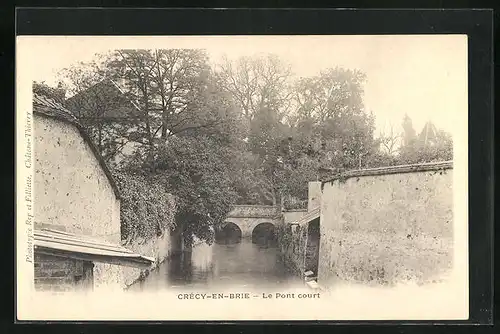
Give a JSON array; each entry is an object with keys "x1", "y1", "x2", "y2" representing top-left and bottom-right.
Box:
[
  {"x1": 135, "y1": 239, "x2": 303, "y2": 292},
  {"x1": 252, "y1": 223, "x2": 277, "y2": 247},
  {"x1": 214, "y1": 222, "x2": 242, "y2": 245}
]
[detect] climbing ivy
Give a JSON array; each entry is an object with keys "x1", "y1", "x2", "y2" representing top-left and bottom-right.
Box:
[{"x1": 113, "y1": 171, "x2": 176, "y2": 243}]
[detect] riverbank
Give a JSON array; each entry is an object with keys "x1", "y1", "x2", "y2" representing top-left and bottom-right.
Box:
[
  {"x1": 122, "y1": 230, "x2": 172, "y2": 289},
  {"x1": 133, "y1": 238, "x2": 304, "y2": 292},
  {"x1": 126, "y1": 235, "x2": 210, "y2": 290}
]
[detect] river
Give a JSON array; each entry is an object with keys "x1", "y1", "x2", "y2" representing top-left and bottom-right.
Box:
[{"x1": 133, "y1": 239, "x2": 304, "y2": 292}]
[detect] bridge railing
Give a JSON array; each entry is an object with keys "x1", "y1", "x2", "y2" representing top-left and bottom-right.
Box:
[{"x1": 227, "y1": 205, "x2": 281, "y2": 218}]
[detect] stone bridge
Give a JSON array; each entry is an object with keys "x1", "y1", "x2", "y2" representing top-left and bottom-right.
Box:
[{"x1": 218, "y1": 205, "x2": 282, "y2": 241}]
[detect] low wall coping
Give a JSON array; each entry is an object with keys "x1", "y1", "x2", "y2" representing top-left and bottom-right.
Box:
[
  {"x1": 289, "y1": 207, "x2": 320, "y2": 226},
  {"x1": 232, "y1": 205, "x2": 279, "y2": 209},
  {"x1": 283, "y1": 209, "x2": 308, "y2": 213},
  {"x1": 227, "y1": 214, "x2": 282, "y2": 219},
  {"x1": 227, "y1": 205, "x2": 280, "y2": 218},
  {"x1": 322, "y1": 160, "x2": 453, "y2": 184}
]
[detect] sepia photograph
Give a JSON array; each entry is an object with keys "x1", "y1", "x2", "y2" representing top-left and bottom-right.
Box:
[{"x1": 16, "y1": 35, "x2": 468, "y2": 321}]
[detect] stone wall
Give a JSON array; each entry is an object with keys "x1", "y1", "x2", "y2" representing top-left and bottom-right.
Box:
[
  {"x1": 122, "y1": 230, "x2": 172, "y2": 288},
  {"x1": 228, "y1": 205, "x2": 280, "y2": 218},
  {"x1": 34, "y1": 115, "x2": 123, "y2": 289},
  {"x1": 225, "y1": 217, "x2": 280, "y2": 239},
  {"x1": 308, "y1": 181, "x2": 322, "y2": 211},
  {"x1": 226, "y1": 205, "x2": 281, "y2": 239},
  {"x1": 282, "y1": 209, "x2": 307, "y2": 224},
  {"x1": 277, "y1": 183, "x2": 323, "y2": 278},
  {"x1": 34, "y1": 254, "x2": 93, "y2": 292},
  {"x1": 318, "y1": 163, "x2": 453, "y2": 287},
  {"x1": 276, "y1": 222, "x2": 307, "y2": 276}
]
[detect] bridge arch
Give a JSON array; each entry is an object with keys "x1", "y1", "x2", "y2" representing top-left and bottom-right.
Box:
[
  {"x1": 217, "y1": 205, "x2": 281, "y2": 241},
  {"x1": 215, "y1": 222, "x2": 242, "y2": 244},
  {"x1": 251, "y1": 222, "x2": 277, "y2": 246}
]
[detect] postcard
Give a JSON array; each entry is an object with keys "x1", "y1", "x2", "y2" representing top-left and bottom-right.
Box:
[{"x1": 16, "y1": 35, "x2": 468, "y2": 321}]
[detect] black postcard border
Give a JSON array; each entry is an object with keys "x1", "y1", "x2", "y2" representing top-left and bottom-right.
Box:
[{"x1": 11, "y1": 7, "x2": 495, "y2": 329}]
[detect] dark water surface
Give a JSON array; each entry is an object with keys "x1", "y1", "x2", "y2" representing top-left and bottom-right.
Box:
[{"x1": 133, "y1": 240, "x2": 304, "y2": 292}]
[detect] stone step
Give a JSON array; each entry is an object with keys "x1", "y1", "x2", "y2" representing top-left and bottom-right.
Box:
[{"x1": 306, "y1": 280, "x2": 320, "y2": 290}]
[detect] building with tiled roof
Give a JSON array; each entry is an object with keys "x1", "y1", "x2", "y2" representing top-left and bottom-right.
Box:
[
  {"x1": 64, "y1": 78, "x2": 143, "y2": 121},
  {"x1": 32, "y1": 93, "x2": 154, "y2": 292}
]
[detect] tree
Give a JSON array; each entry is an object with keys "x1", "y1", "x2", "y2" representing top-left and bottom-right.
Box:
[
  {"x1": 103, "y1": 49, "x2": 216, "y2": 154},
  {"x1": 413, "y1": 123, "x2": 453, "y2": 162},
  {"x1": 247, "y1": 106, "x2": 290, "y2": 205},
  {"x1": 399, "y1": 116, "x2": 453, "y2": 164},
  {"x1": 58, "y1": 49, "x2": 245, "y2": 245},
  {"x1": 281, "y1": 67, "x2": 378, "y2": 196},
  {"x1": 293, "y1": 67, "x2": 377, "y2": 168},
  {"x1": 146, "y1": 131, "x2": 239, "y2": 246},
  {"x1": 216, "y1": 60, "x2": 380, "y2": 204},
  {"x1": 215, "y1": 54, "x2": 293, "y2": 122},
  {"x1": 61, "y1": 60, "x2": 139, "y2": 164},
  {"x1": 61, "y1": 49, "x2": 229, "y2": 164},
  {"x1": 215, "y1": 54, "x2": 294, "y2": 205},
  {"x1": 115, "y1": 59, "x2": 243, "y2": 245},
  {"x1": 57, "y1": 49, "x2": 453, "y2": 246},
  {"x1": 378, "y1": 123, "x2": 401, "y2": 156},
  {"x1": 231, "y1": 151, "x2": 275, "y2": 205},
  {"x1": 291, "y1": 67, "x2": 366, "y2": 124}
]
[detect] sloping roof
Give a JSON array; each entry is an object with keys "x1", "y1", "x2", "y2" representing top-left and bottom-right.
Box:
[
  {"x1": 64, "y1": 79, "x2": 187, "y2": 132},
  {"x1": 33, "y1": 93, "x2": 121, "y2": 200},
  {"x1": 34, "y1": 228, "x2": 155, "y2": 269},
  {"x1": 33, "y1": 93, "x2": 79, "y2": 123},
  {"x1": 64, "y1": 79, "x2": 143, "y2": 120},
  {"x1": 322, "y1": 161, "x2": 453, "y2": 184}
]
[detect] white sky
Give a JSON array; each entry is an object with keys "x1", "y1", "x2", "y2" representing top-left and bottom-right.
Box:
[{"x1": 19, "y1": 35, "x2": 468, "y2": 138}]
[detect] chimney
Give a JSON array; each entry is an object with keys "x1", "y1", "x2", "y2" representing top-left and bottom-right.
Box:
[{"x1": 308, "y1": 181, "x2": 322, "y2": 212}]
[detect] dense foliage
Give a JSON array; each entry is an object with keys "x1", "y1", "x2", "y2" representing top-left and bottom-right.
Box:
[
  {"x1": 152, "y1": 135, "x2": 238, "y2": 244},
  {"x1": 113, "y1": 171, "x2": 176, "y2": 242},
  {"x1": 398, "y1": 115, "x2": 453, "y2": 164},
  {"x1": 37, "y1": 50, "x2": 453, "y2": 244}
]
